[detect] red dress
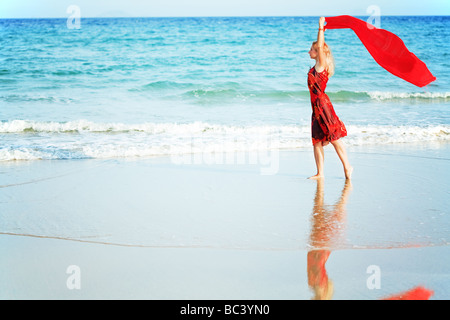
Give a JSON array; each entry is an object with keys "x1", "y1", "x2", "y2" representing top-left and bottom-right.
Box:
[{"x1": 307, "y1": 66, "x2": 347, "y2": 146}]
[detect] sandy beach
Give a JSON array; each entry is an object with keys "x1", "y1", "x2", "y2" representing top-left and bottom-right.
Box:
[{"x1": 0, "y1": 142, "x2": 448, "y2": 300}]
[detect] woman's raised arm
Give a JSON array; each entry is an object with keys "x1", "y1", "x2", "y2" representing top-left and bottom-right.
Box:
[{"x1": 316, "y1": 17, "x2": 327, "y2": 70}]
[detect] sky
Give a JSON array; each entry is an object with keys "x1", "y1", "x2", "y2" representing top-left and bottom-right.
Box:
[{"x1": 0, "y1": 0, "x2": 449, "y2": 18}]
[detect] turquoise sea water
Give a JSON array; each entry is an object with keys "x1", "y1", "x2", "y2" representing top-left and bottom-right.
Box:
[{"x1": 1, "y1": 16, "x2": 449, "y2": 160}]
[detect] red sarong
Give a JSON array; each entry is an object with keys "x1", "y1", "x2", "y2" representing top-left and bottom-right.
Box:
[{"x1": 324, "y1": 15, "x2": 436, "y2": 87}]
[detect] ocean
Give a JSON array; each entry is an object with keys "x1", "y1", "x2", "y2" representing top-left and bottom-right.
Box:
[{"x1": 1, "y1": 16, "x2": 449, "y2": 161}]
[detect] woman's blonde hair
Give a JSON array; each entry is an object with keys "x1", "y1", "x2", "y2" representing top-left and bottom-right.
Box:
[{"x1": 313, "y1": 41, "x2": 335, "y2": 77}]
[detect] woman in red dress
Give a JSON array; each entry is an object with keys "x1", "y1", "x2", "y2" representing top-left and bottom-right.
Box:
[{"x1": 307, "y1": 17, "x2": 353, "y2": 180}]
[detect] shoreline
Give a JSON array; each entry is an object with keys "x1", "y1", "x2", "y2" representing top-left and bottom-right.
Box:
[{"x1": 0, "y1": 143, "x2": 449, "y2": 299}]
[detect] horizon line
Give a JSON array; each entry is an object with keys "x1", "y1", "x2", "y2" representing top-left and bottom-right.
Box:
[{"x1": 1, "y1": 14, "x2": 449, "y2": 19}]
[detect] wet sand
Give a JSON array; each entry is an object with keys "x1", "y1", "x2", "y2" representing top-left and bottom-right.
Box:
[{"x1": 0, "y1": 142, "x2": 449, "y2": 299}]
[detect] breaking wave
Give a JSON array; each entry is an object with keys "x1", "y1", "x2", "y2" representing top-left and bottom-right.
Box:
[{"x1": 1, "y1": 120, "x2": 449, "y2": 161}]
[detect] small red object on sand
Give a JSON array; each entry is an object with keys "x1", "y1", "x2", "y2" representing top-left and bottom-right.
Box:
[{"x1": 382, "y1": 286, "x2": 434, "y2": 300}]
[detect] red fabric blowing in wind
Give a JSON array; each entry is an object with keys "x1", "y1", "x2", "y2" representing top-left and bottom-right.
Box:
[{"x1": 324, "y1": 15, "x2": 436, "y2": 87}]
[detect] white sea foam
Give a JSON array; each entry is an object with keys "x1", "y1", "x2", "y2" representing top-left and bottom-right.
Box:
[
  {"x1": 0, "y1": 119, "x2": 303, "y2": 135},
  {"x1": 366, "y1": 91, "x2": 450, "y2": 101},
  {"x1": 1, "y1": 120, "x2": 449, "y2": 161}
]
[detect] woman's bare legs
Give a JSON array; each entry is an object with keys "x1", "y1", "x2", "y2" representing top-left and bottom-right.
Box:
[
  {"x1": 309, "y1": 142, "x2": 325, "y2": 179},
  {"x1": 309, "y1": 140, "x2": 353, "y2": 180},
  {"x1": 330, "y1": 139, "x2": 353, "y2": 179}
]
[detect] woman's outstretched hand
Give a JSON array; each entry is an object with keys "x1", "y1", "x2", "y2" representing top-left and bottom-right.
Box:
[{"x1": 319, "y1": 17, "x2": 325, "y2": 29}]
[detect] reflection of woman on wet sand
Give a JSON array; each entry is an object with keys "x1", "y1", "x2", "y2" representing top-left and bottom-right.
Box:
[
  {"x1": 306, "y1": 179, "x2": 434, "y2": 300},
  {"x1": 307, "y1": 179, "x2": 352, "y2": 300}
]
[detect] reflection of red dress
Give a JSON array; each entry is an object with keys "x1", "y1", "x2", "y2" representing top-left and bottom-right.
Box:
[{"x1": 308, "y1": 67, "x2": 347, "y2": 146}]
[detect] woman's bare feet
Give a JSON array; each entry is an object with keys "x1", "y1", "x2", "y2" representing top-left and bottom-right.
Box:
[
  {"x1": 345, "y1": 166, "x2": 353, "y2": 180},
  {"x1": 308, "y1": 174, "x2": 324, "y2": 180}
]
